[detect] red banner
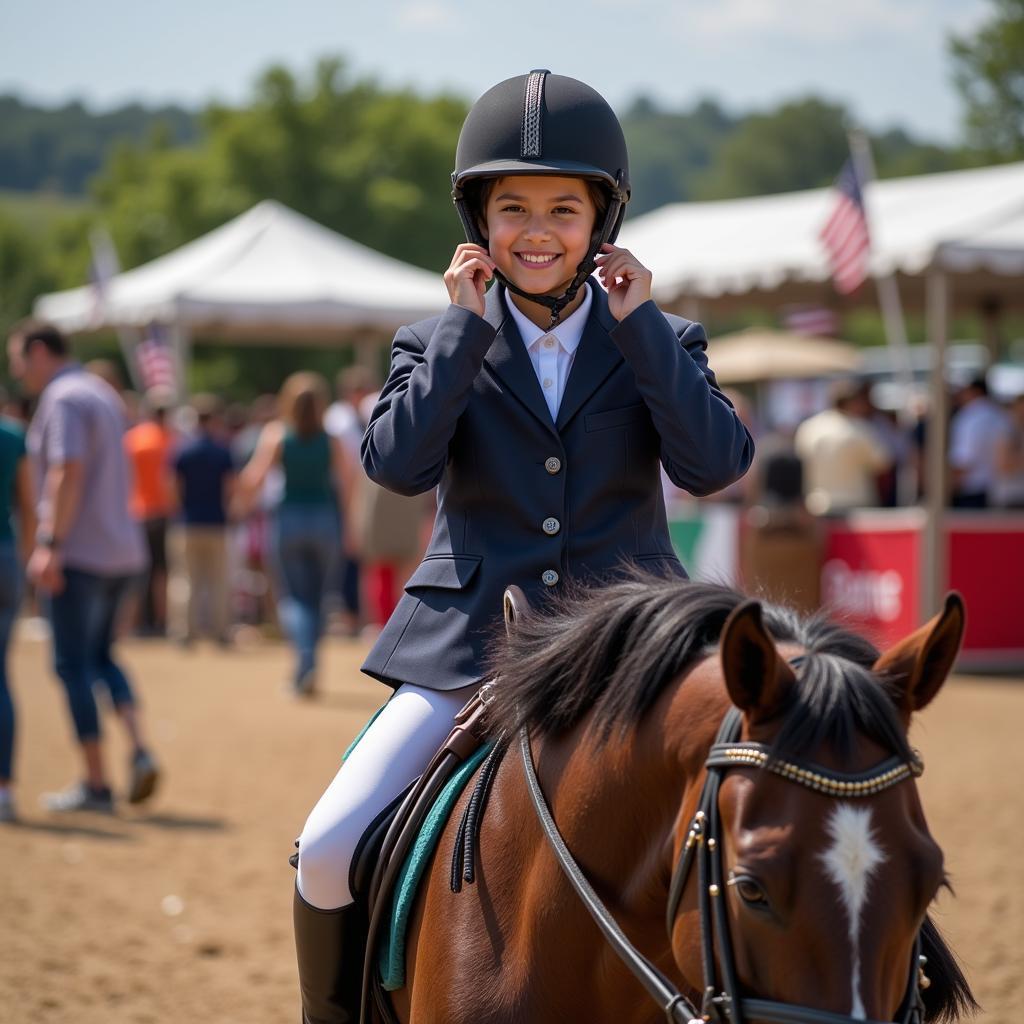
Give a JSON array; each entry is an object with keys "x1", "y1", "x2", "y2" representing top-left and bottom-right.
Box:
[{"x1": 821, "y1": 522, "x2": 920, "y2": 650}]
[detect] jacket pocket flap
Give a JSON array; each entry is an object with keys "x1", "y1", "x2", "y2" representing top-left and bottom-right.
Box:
[
  {"x1": 405, "y1": 555, "x2": 483, "y2": 591},
  {"x1": 633, "y1": 553, "x2": 687, "y2": 577},
  {"x1": 585, "y1": 404, "x2": 647, "y2": 432}
]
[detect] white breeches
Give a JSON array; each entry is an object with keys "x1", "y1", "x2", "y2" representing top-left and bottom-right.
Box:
[{"x1": 296, "y1": 681, "x2": 478, "y2": 910}]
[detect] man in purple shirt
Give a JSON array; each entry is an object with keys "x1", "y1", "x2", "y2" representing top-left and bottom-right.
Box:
[{"x1": 7, "y1": 320, "x2": 161, "y2": 813}]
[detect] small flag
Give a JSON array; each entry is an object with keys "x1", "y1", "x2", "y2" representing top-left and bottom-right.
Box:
[
  {"x1": 819, "y1": 159, "x2": 871, "y2": 294},
  {"x1": 88, "y1": 227, "x2": 121, "y2": 328},
  {"x1": 781, "y1": 305, "x2": 840, "y2": 337},
  {"x1": 136, "y1": 324, "x2": 177, "y2": 392}
]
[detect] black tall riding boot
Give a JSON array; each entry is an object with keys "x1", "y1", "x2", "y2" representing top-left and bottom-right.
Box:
[{"x1": 293, "y1": 885, "x2": 368, "y2": 1024}]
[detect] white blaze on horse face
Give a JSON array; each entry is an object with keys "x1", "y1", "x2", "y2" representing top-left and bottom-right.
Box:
[{"x1": 818, "y1": 804, "x2": 886, "y2": 1020}]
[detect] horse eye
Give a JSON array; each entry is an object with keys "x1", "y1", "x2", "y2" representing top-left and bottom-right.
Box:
[{"x1": 728, "y1": 872, "x2": 767, "y2": 905}]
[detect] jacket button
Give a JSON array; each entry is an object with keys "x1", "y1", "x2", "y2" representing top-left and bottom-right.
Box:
[
  {"x1": 542, "y1": 517, "x2": 560, "y2": 536},
  {"x1": 544, "y1": 457, "x2": 562, "y2": 475},
  {"x1": 541, "y1": 569, "x2": 560, "y2": 587}
]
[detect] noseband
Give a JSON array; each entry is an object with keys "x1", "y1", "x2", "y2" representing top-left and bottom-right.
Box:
[{"x1": 521, "y1": 705, "x2": 930, "y2": 1024}]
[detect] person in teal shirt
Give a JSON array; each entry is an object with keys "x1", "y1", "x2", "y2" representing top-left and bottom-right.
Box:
[
  {"x1": 0, "y1": 404, "x2": 36, "y2": 822},
  {"x1": 236, "y1": 372, "x2": 354, "y2": 696}
]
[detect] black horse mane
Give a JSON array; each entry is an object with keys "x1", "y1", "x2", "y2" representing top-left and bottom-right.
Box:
[
  {"x1": 487, "y1": 572, "x2": 911, "y2": 764},
  {"x1": 486, "y1": 572, "x2": 978, "y2": 1021}
]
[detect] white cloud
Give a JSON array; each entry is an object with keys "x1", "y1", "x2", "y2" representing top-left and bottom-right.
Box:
[
  {"x1": 396, "y1": 0, "x2": 456, "y2": 30},
  {"x1": 679, "y1": 0, "x2": 932, "y2": 43}
]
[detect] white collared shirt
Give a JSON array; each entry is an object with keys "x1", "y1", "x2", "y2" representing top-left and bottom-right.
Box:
[{"x1": 505, "y1": 284, "x2": 593, "y2": 421}]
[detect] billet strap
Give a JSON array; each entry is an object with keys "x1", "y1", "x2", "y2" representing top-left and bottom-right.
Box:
[{"x1": 520, "y1": 727, "x2": 701, "y2": 1023}]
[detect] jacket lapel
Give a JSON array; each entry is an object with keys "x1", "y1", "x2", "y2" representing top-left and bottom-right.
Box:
[
  {"x1": 482, "y1": 285, "x2": 557, "y2": 433},
  {"x1": 555, "y1": 285, "x2": 624, "y2": 431}
]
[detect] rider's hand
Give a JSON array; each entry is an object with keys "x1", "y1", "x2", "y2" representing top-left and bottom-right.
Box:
[
  {"x1": 444, "y1": 243, "x2": 496, "y2": 319},
  {"x1": 595, "y1": 243, "x2": 653, "y2": 322}
]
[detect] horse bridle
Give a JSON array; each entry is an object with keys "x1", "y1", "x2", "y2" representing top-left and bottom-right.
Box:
[{"x1": 520, "y1": 705, "x2": 931, "y2": 1024}]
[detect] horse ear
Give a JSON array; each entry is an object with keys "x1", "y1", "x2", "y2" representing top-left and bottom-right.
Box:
[
  {"x1": 721, "y1": 600, "x2": 796, "y2": 722},
  {"x1": 873, "y1": 592, "x2": 965, "y2": 715},
  {"x1": 503, "y1": 585, "x2": 529, "y2": 638}
]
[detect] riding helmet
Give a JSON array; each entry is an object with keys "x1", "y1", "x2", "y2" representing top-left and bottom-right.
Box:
[{"x1": 452, "y1": 70, "x2": 631, "y2": 322}]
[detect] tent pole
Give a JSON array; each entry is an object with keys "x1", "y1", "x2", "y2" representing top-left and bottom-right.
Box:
[
  {"x1": 680, "y1": 295, "x2": 702, "y2": 323},
  {"x1": 170, "y1": 310, "x2": 192, "y2": 402},
  {"x1": 356, "y1": 337, "x2": 376, "y2": 373},
  {"x1": 848, "y1": 130, "x2": 917, "y2": 506},
  {"x1": 114, "y1": 326, "x2": 144, "y2": 393},
  {"x1": 978, "y1": 295, "x2": 1002, "y2": 364},
  {"x1": 923, "y1": 267, "x2": 949, "y2": 620}
]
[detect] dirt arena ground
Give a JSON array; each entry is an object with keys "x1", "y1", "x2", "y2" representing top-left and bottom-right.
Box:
[{"x1": 0, "y1": 630, "x2": 1020, "y2": 1024}]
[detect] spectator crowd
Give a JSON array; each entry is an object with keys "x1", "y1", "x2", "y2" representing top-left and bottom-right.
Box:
[{"x1": 1, "y1": 317, "x2": 1022, "y2": 821}]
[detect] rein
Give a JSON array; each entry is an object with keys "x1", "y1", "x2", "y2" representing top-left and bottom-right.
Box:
[{"x1": 520, "y1": 707, "x2": 929, "y2": 1024}]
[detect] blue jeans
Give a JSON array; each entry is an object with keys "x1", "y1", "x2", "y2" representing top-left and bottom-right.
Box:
[
  {"x1": 271, "y1": 505, "x2": 340, "y2": 682},
  {"x1": 48, "y1": 568, "x2": 139, "y2": 742},
  {"x1": 0, "y1": 543, "x2": 20, "y2": 780}
]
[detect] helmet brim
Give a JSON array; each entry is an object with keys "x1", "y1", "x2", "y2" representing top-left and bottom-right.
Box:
[{"x1": 454, "y1": 159, "x2": 624, "y2": 194}]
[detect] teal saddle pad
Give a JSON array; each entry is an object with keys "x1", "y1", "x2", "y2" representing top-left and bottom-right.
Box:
[
  {"x1": 377, "y1": 741, "x2": 493, "y2": 991},
  {"x1": 343, "y1": 706, "x2": 493, "y2": 991}
]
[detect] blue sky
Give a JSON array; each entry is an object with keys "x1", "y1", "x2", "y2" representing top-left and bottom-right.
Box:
[{"x1": 0, "y1": 0, "x2": 990, "y2": 142}]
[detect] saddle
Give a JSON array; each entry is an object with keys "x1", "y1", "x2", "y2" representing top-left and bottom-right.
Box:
[
  {"x1": 356, "y1": 688, "x2": 491, "y2": 1024},
  {"x1": 356, "y1": 584, "x2": 528, "y2": 1024}
]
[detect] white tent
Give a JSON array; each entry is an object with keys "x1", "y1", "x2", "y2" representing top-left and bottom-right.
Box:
[
  {"x1": 34, "y1": 199, "x2": 448, "y2": 339},
  {"x1": 618, "y1": 161, "x2": 1024, "y2": 314},
  {"x1": 620, "y1": 161, "x2": 1024, "y2": 621}
]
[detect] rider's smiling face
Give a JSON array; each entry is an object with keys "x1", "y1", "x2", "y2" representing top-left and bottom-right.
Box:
[{"x1": 482, "y1": 175, "x2": 597, "y2": 298}]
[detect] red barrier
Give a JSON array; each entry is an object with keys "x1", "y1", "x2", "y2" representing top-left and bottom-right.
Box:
[{"x1": 820, "y1": 510, "x2": 1024, "y2": 670}]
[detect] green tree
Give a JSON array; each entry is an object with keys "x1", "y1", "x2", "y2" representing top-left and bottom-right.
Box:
[
  {"x1": 870, "y1": 128, "x2": 977, "y2": 178},
  {"x1": 621, "y1": 97, "x2": 736, "y2": 214},
  {"x1": 90, "y1": 58, "x2": 467, "y2": 275},
  {"x1": 0, "y1": 94, "x2": 198, "y2": 194},
  {"x1": 0, "y1": 210, "x2": 57, "y2": 339},
  {"x1": 694, "y1": 97, "x2": 851, "y2": 199},
  {"x1": 950, "y1": 0, "x2": 1024, "y2": 159}
]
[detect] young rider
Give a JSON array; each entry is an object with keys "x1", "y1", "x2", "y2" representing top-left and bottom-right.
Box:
[{"x1": 292, "y1": 70, "x2": 754, "y2": 1023}]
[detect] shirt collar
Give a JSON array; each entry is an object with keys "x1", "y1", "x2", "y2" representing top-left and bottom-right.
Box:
[
  {"x1": 40, "y1": 361, "x2": 82, "y2": 395},
  {"x1": 505, "y1": 283, "x2": 593, "y2": 354}
]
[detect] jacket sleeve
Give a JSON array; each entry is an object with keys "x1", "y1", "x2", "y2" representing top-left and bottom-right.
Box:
[
  {"x1": 361, "y1": 305, "x2": 497, "y2": 496},
  {"x1": 609, "y1": 300, "x2": 754, "y2": 497}
]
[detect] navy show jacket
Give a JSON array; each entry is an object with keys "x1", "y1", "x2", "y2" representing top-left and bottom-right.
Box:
[{"x1": 360, "y1": 283, "x2": 754, "y2": 691}]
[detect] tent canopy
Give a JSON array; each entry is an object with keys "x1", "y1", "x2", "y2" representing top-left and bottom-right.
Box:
[
  {"x1": 618, "y1": 162, "x2": 1024, "y2": 314},
  {"x1": 706, "y1": 328, "x2": 861, "y2": 385},
  {"x1": 34, "y1": 200, "x2": 448, "y2": 340}
]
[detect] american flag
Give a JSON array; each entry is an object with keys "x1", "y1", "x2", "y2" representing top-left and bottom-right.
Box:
[
  {"x1": 819, "y1": 159, "x2": 871, "y2": 294},
  {"x1": 135, "y1": 324, "x2": 177, "y2": 392},
  {"x1": 781, "y1": 305, "x2": 840, "y2": 337}
]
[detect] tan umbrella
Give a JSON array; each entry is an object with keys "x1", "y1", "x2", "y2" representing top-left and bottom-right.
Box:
[{"x1": 706, "y1": 327, "x2": 862, "y2": 384}]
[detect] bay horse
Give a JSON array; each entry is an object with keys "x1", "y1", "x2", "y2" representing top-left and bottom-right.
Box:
[{"x1": 389, "y1": 576, "x2": 977, "y2": 1023}]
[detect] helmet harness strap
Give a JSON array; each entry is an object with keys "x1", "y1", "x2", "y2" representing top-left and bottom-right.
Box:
[
  {"x1": 451, "y1": 69, "x2": 630, "y2": 326},
  {"x1": 452, "y1": 177, "x2": 627, "y2": 327}
]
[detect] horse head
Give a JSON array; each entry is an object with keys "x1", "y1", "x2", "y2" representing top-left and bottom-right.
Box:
[{"x1": 670, "y1": 592, "x2": 973, "y2": 1023}]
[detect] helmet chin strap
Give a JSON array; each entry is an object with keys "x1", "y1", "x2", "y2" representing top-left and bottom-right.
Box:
[
  {"x1": 494, "y1": 263, "x2": 590, "y2": 327},
  {"x1": 453, "y1": 186, "x2": 625, "y2": 328}
]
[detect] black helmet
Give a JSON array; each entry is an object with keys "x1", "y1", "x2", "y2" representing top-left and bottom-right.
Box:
[{"x1": 452, "y1": 70, "x2": 630, "y2": 323}]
